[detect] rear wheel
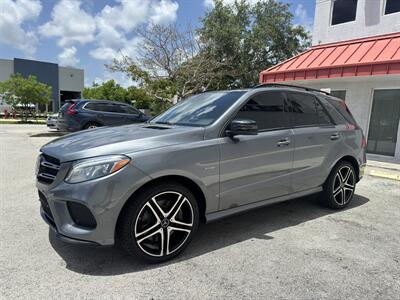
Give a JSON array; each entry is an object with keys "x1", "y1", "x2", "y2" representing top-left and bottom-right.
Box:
[
  {"x1": 117, "y1": 182, "x2": 199, "y2": 263},
  {"x1": 321, "y1": 161, "x2": 356, "y2": 209}
]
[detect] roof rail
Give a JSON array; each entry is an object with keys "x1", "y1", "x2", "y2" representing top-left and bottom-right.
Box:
[{"x1": 253, "y1": 83, "x2": 330, "y2": 95}]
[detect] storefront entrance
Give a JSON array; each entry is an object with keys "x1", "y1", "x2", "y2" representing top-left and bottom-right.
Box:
[{"x1": 367, "y1": 89, "x2": 400, "y2": 156}]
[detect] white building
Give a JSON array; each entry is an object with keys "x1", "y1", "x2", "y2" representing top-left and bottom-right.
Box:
[
  {"x1": 0, "y1": 58, "x2": 84, "y2": 112},
  {"x1": 260, "y1": 0, "x2": 400, "y2": 161}
]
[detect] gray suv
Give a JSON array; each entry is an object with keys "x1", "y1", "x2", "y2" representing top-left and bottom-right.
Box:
[{"x1": 36, "y1": 84, "x2": 366, "y2": 262}]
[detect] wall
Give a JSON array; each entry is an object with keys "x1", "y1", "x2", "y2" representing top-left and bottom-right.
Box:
[
  {"x1": 284, "y1": 75, "x2": 400, "y2": 160},
  {"x1": 0, "y1": 59, "x2": 13, "y2": 82},
  {"x1": 13, "y1": 58, "x2": 60, "y2": 111},
  {"x1": 58, "y1": 67, "x2": 84, "y2": 92},
  {"x1": 313, "y1": 0, "x2": 400, "y2": 45}
]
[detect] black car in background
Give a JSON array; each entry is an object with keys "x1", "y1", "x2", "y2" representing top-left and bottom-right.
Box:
[{"x1": 57, "y1": 99, "x2": 150, "y2": 132}]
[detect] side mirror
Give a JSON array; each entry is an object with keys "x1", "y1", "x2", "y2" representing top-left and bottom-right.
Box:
[{"x1": 226, "y1": 119, "x2": 258, "y2": 137}]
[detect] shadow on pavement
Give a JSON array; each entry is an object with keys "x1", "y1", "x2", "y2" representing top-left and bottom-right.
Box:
[
  {"x1": 30, "y1": 131, "x2": 66, "y2": 137},
  {"x1": 49, "y1": 194, "x2": 369, "y2": 276}
]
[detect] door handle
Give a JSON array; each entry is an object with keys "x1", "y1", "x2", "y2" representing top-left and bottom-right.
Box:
[
  {"x1": 277, "y1": 138, "x2": 290, "y2": 147},
  {"x1": 330, "y1": 133, "x2": 340, "y2": 140}
]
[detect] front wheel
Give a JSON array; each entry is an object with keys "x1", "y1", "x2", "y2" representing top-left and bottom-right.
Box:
[
  {"x1": 321, "y1": 161, "x2": 356, "y2": 209},
  {"x1": 117, "y1": 182, "x2": 199, "y2": 263},
  {"x1": 84, "y1": 122, "x2": 101, "y2": 130}
]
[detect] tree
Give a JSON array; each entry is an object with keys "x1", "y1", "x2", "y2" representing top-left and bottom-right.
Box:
[
  {"x1": 198, "y1": 0, "x2": 311, "y2": 88},
  {"x1": 126, "y1": 86, "x2": 154, "y2": 110},
  {"x1": 107, "y1": 0, "x2": 310, "y2": 102},
  {"x1": 82, "y1": 80, "x2": 128, "y2": 102},
  {"x1": 82, "y1": 80, "x2": 159, "y2": 113},
  {"x1": 0, "y1": 74, "x2": 51, "y2": 121},
  {"x1": 108, "y1": 24, "x2": 224, "y2": 102}
]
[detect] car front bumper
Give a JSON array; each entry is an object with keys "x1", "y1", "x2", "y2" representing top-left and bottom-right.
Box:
[
  {"x1": 37, "y1": 161, "x2": 151, "y2": 246},
  {"x1": 46, "y1": 121, "x2": 57, "y2": 128}
]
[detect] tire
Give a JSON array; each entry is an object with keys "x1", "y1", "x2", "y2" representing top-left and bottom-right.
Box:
[
  {"x1": 84, "y1": 122, "x2": 101, "y2": 130},
  {"x1": 116, "y1": 182, "x2": 199, "y2": 263},
  {"x1": 321, "y1": 161, "x2": 356, "y2": 209}
]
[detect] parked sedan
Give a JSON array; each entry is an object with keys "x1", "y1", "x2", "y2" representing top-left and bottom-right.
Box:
[
  {"x1": 46, "y1": 113, "x2": 59, "y2": 130},
  {"x1": 57, "y1": 99, "x2": 150, "y2": 132}
]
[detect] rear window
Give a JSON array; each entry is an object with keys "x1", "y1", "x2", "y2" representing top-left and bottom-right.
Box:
[
  {"x1": 60, "y1": 101, "x2": 75, "y2": 111},
  {"x1": 324, "y1": 96, "x2": 357, "y2": 125},
  {"x1": 317, "y1": 96, "x2": 345, "y2": 125}
]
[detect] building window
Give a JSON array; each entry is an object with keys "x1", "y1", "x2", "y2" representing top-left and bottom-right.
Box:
[
  {"x1": 367, "y1": 89, "x2": 400, "y2": 156},
  {"x1": 385, "y1": 0, "x2": 400, "y2": 15},
  {"x1": 331, "y1": 0, "x2": 358, "y2": 25},
  {"x1": 330, "y1": 90, "x2": 346, "y2": 101}
]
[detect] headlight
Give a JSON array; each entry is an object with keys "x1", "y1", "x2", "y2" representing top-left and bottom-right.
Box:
[{"x1": 65, "y1": 155, "x2": 130, "y2": 183}]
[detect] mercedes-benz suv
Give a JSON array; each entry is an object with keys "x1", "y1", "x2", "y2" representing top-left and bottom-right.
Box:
[{"x1": 36, "y1": 84, "x2": 366, "y2": 262}]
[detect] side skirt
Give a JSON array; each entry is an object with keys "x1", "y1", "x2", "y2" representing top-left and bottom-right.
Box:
[{"x1": 205, "y1": 186, "x2": 323, "y2": 223}]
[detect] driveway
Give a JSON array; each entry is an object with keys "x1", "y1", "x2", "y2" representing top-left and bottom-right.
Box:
[{"x1": 1, "y1": 125, "x2": 399, "y2": 299}]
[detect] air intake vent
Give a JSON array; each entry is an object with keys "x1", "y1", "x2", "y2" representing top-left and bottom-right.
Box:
[{"x1": 143, "y1": 125, "x2": 170, "y2": 130}]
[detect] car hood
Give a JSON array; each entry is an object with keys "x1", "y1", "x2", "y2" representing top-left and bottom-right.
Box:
[{"x1": 41, "y1": 124, "x2": 205, "y2": 162}]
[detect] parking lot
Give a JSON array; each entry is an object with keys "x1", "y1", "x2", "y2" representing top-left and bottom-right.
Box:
[{"x1": 1, "y1": 124, "x2": 399, "y2": 299}]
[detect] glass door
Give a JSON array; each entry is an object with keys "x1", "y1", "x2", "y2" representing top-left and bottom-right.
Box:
[{"x1": 367, "y1": 89, "x2": 400, "y2": 156}]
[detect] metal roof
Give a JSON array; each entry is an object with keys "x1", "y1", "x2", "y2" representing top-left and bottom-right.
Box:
[{"x1": 259, "y1": 32, "x2": 400, "y2": 83}]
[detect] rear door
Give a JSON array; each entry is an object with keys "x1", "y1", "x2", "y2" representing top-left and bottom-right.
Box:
[
  {"x1": 287, "y1": 92, "x2": 340, "y2": 193},
  {"x1": 96, "y1": 103, "x2": 126, "y2": 126},
  {"x1": 83, "y1": 102, "x2": 115, "y2": 126},
  {"x1": 219, "y1": 91, "x2": 294, "y2": 210}
]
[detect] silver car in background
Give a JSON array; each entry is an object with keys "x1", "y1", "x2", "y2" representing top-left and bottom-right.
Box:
[
  {"x1": 46, "y1": 113, "x2": 59, "y2": 130},
  {"x1": 36, "y1": 84, "x2": 366, "y2": 262}
]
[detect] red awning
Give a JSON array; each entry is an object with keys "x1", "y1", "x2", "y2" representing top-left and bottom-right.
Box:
[{"x1": 260, "y1": 32, "x2": 400, "y2": 83}]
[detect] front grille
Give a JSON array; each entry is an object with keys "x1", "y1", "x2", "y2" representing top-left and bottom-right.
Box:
[
  {"x1": 37, "y1": 154, "x2": 60, "y2": 184},
  {"x1": 39, "y1": 191, "x2": 55, "y2": 226}
]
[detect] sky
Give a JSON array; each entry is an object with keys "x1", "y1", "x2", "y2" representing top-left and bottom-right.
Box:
[{"x1": 0, "y1": 0, "x2": 315, "y2": 87}]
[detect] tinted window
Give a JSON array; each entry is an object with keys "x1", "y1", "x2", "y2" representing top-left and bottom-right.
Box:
[
  {"x1": 106, "y1": 104, "x2": 125, "y2": 113},
  {"x1": 385, "y1": 0, "x2": 400, "y2": 15},
  {"x1": 319, "y1": 96, "x2": 346, "y2": 125},
  {"x1": 235, "y1": 92, "x2": 288, "y2": 131},
  {"x1": 60, "y1": 101, "x2": 76, "y2": 111},
  {"x1": 325, "y1": 96, "x2": 357, "y2": 125},
  {"x1": 331, "y1": 0, "x2": 358, "y2": 25},
  {"x1": 315, "y1": 99, "x2": 332, "y2": 125},
  {"x1": 287, "y1": 93, "x2": 318, "y2": 127},
  {"x1": 85, "y1": 102, "x2": 108, "y2": 112},
  {"x1": 120, "y1": 105, "x2": 139, "y2": 115},
  {"x1": 151, "y1": 91, "x2": 246, "y2": 126}
]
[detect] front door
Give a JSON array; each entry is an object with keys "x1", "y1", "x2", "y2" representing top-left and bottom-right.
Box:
[
  {"x1": 219, "y1": 91, "x2": 294, "y2": 210},
  {"x1": 367, "y1": 89, "x2": 400, "y2": 156}
]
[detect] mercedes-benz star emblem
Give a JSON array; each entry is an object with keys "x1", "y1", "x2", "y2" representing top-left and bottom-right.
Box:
[{"x1": 161, "y1": 218, "x2": 170, "y2": 228}]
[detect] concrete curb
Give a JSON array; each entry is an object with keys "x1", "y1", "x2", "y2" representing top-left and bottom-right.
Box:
[
  {"x1": 365, "y1": 160, "x2": 400, "y2": 181},
  {"x1": 367, "y1": 169, "x2": 400, "y2": 181}
]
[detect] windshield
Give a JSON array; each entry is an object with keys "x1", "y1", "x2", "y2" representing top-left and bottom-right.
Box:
[{"x1": 151, "y1": 91, "x2": 246, "y2": 126}]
